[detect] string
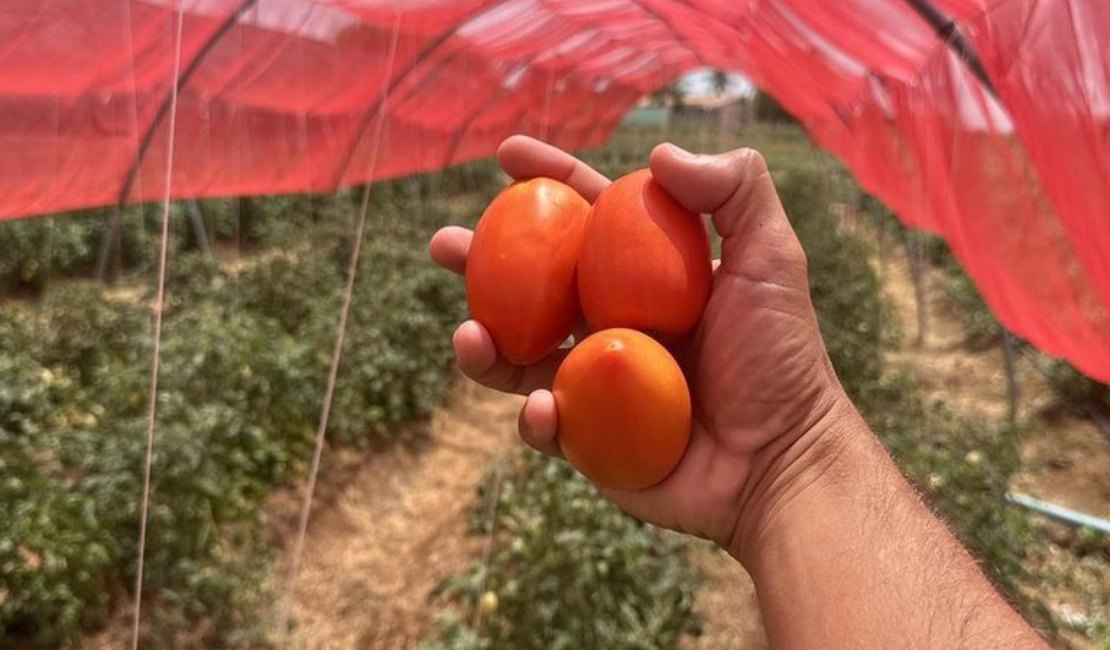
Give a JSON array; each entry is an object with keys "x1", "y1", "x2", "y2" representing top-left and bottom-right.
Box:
[
  {"x1": 130, "y1": 7, "x2": 184, "y2": 649},
  {"x1": 471, "y1": 459, "x2": 505, "y2": 633},
  {"x1": 540, "y1": 70, "x2": 556, "y2": 141},
  {"x1": 278, "y1": 7, "x2": 404, "y2": 640}
]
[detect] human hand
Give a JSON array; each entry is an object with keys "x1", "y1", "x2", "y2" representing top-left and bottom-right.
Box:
[{"x1": 428, "y1": 136, "x2": 853, "y2": 559}]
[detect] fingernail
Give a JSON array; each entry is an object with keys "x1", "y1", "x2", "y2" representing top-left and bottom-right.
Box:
[{"x1": 517, "y1": 405, "x2": 532, "y2": 439}]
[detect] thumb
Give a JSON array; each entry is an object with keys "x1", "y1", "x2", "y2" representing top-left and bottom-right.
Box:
[{"x1": 649, "y1": 143, "x2": 805, "y2": 274}]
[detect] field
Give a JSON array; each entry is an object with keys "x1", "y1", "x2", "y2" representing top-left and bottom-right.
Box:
[{"x1": 0, "y1": 122, "x2": 1107, "y2": 649}]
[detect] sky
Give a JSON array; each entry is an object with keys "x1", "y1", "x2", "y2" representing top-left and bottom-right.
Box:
[{"x1": 678, "y1": 69, "x2": 756, "y2": 98}]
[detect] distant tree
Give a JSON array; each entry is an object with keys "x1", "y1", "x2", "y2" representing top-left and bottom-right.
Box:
[
  {"x1": 711, "y1": 69, "x2": 729, "y2": 96},
  {"x1": 753, "y1": 89, "x2": 796, "y2": 123},
  {"x1": 650, "y1": 80, "x2": 686, "y2": 107}
]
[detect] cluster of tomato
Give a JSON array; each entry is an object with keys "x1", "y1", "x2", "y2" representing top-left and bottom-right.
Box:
[{"x1": 465, "y1": 170, "x2": 712, "y2": 491}]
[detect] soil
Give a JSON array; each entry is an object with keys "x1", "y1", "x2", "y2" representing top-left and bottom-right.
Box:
[
  {"x1": 271, "y1": 381, "x2": 521, "y2": 649},
  {"x1": 681, "y1": 544, "x2": 767, "y2": 650},
  {"x1": 874, "y1": 247, "x2": 1110, "y2": 519}
]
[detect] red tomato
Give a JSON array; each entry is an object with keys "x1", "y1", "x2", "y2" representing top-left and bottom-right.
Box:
[
  {"x1": 577, "y1": 169, "x2": 712, "y2": 338},
  {"x1": 553, "y1": 328, "x2": 691, "y2": 490},
  {"x1": 465, "y1": 178, "x2": 591, "y2": 365}
]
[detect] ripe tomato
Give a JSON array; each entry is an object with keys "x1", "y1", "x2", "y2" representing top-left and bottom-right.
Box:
[
  {"x1": 465, "y1": 177, "x2": 591, "y2": 365},
  {"x1": 553, "y1": 328, "x2": 691, "y2": 490},
  {"x1": 577, "y1": 168, "x2": 712, "y2": 339}
]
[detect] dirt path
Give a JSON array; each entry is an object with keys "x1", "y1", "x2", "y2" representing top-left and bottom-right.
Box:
[
  {"x1": 876, "y1": 251, "x2": 1110, "y2": 518},
  {"x1": 272, "y1": 381, "x2": 522, "y2": 649}
]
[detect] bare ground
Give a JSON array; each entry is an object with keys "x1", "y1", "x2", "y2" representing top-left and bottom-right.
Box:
[
  {"x1": 272, "y1": 381, "x2": 521, "y2": 649},
  {"x1": 875, "y1": 249, "x2": 1110, "y2": 519},
  {"x1": 682, "y1": 545, "x2": 767, "y2": 650}
]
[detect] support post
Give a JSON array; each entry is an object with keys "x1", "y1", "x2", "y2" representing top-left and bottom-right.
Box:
[
  {"x1": 95, "y1": 207, "x2": 123, "y2": 283},
  {"x1": 1001, "y1": 327, "x2": 1021, "y2": 427},
  {"x1": 186, "y1": 200, "x2": 210, "y2": 254},
  {"x1": 903, "y1": 228, "x2": 928, "y2": 345}
]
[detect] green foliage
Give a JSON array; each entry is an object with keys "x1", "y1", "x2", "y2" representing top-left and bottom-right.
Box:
[
  {"x1": 0, "y1": 214, "x2": 100, "y2": 292},
  {"x1": 863, "y1": 200, "x2": 999, "y2": 350},
  {"x1": 424, "y1": 452, "x2": 699, "y2": 650},
  {"x1": 0, "y1": 158, "x2": 490, "y2": 645},
  {"x1": 0, "y1": 355, "x2": 118, "y2": 644},
  {"x1": 1042, "y1": 360, "x2": 1110, "y2": 437},
  {"x1": 862, "y1": 376, "x2": 1044, "y2": 619},
  {"x1": 778, "y1": 170, "x2": 887, "y2": 400},
  {"x1": 944, "y1": 268, "x2": 999, "y2": 350},
  {"x1": 752, "y1": 90, "x2": 795, "y2": 124}
]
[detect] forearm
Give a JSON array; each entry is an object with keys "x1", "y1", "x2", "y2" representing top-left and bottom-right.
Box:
[{"x1": 732, "y1": 401, "x2": 1048, "y2": 649}]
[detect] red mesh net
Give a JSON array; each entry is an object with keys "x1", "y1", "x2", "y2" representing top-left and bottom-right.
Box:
[{"x1": 0, "y1": 0, "x2": 1107, "y2": 380}]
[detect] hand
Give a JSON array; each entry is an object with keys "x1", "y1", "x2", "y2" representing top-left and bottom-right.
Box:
[{"x1": 428, "y1": 136, "x2": 852, "y2": 558}]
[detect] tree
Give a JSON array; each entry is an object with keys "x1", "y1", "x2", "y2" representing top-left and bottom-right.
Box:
[
  {"x1": 753, "y1": 89, "x2": 796, "y2": 123},
  {"x1": 649, "y1": 80, "x2": 686, "y2": 107},
  {"x1": 711, "y1": 69, "x2": 729, "y2": 96}
]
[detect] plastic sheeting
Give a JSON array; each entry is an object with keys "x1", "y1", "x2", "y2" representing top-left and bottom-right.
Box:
[{"x1": 0, "y1": 0, "x2": 1107, "y2": 380}]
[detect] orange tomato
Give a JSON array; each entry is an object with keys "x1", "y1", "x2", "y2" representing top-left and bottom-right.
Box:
[
  {"x1": 577, "y1": 168, "x2": 712, "y2": 338},
  {"x1": 465, "y1": 177, "x2": 591, "y2": 365},
  {"x1": 553, "y1": 328, "x2": 691, "y2": 490}
]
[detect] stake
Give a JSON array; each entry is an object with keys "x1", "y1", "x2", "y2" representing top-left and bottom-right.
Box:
[
  {"x1": 903, "y1": 228, "x2": 928, "y2": 346},
  {"x1": 1001, "y1": 327, "x2": 1021, "y2": 427},
  {"x1": 94, "y1": 206, "x2": 123, "y2": 283},
  {"x1": 186, "y1": 200, "x2": 210, "y2": 254}
]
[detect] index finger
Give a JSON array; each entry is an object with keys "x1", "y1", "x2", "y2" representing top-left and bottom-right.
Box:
[{"x1": 497, "y1": 135, "x2": 610, "y2": 201}]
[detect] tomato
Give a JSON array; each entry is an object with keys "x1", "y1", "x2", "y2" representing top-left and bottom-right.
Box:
[
  {"x1": 577, "y1": 168, "x2": 712, "y2": 339},
  {"x1": 553, "y1": 328, "x2": 691, "y2": 490},
  {"x1": 479, "y1": 591, "x2": 499, "y2": 615},
  {"x1": 466, "y1": 178, "x2": 591, "y2": 365}
]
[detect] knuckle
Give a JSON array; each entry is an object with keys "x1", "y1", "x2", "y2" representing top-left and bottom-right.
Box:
[{"x1": 787, "y1": 238, "x2": 808, "y2": 269}]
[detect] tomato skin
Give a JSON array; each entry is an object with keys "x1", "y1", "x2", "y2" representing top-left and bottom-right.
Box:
[
  {"x1": 465, "y1": 178, "x2": 591, "y2": 365},
  {"x1": 577, "y1": 169, "x2": 712, "y2": 338},
  {"x1": 553, "y1": 328, "x2": 691, "y2": 490}
]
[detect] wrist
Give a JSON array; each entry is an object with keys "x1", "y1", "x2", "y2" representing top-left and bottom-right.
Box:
[{"x1": 726, "y1": 389, "x2": 872, "y2": 565}]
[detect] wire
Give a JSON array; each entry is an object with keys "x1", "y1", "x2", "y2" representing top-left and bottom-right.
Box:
[
  {"x1": 471, "y1": 458, "x2": 507, "y2": 633},
  {"x1": 540, "y1": 70, "x2": 556, "y2": 142},
  {"x1": 130, "y1": 7, "x2": 184, "y2": 649},
  {"x1": 277, "y1": 7, "x2": 405, "y2": 642}
]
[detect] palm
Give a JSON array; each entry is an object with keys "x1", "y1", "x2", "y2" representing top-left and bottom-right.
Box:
[{"x1": 610, "y1": 244, "x2": 834, "y2": 546}]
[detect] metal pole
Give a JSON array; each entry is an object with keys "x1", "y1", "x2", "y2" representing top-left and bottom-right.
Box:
[
  {"x1": 94, "y1": 206, "x2": 122, "y2": 283},
  {"x1": 900, "y1": 0, "x2": 997, "y2": 99},
  {"x1": 1007, "y1": 492, "x2": 1110, "y2": 535},
  {"x1": 186, "y1": 200, "x2": 210, "y2": 254}
]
